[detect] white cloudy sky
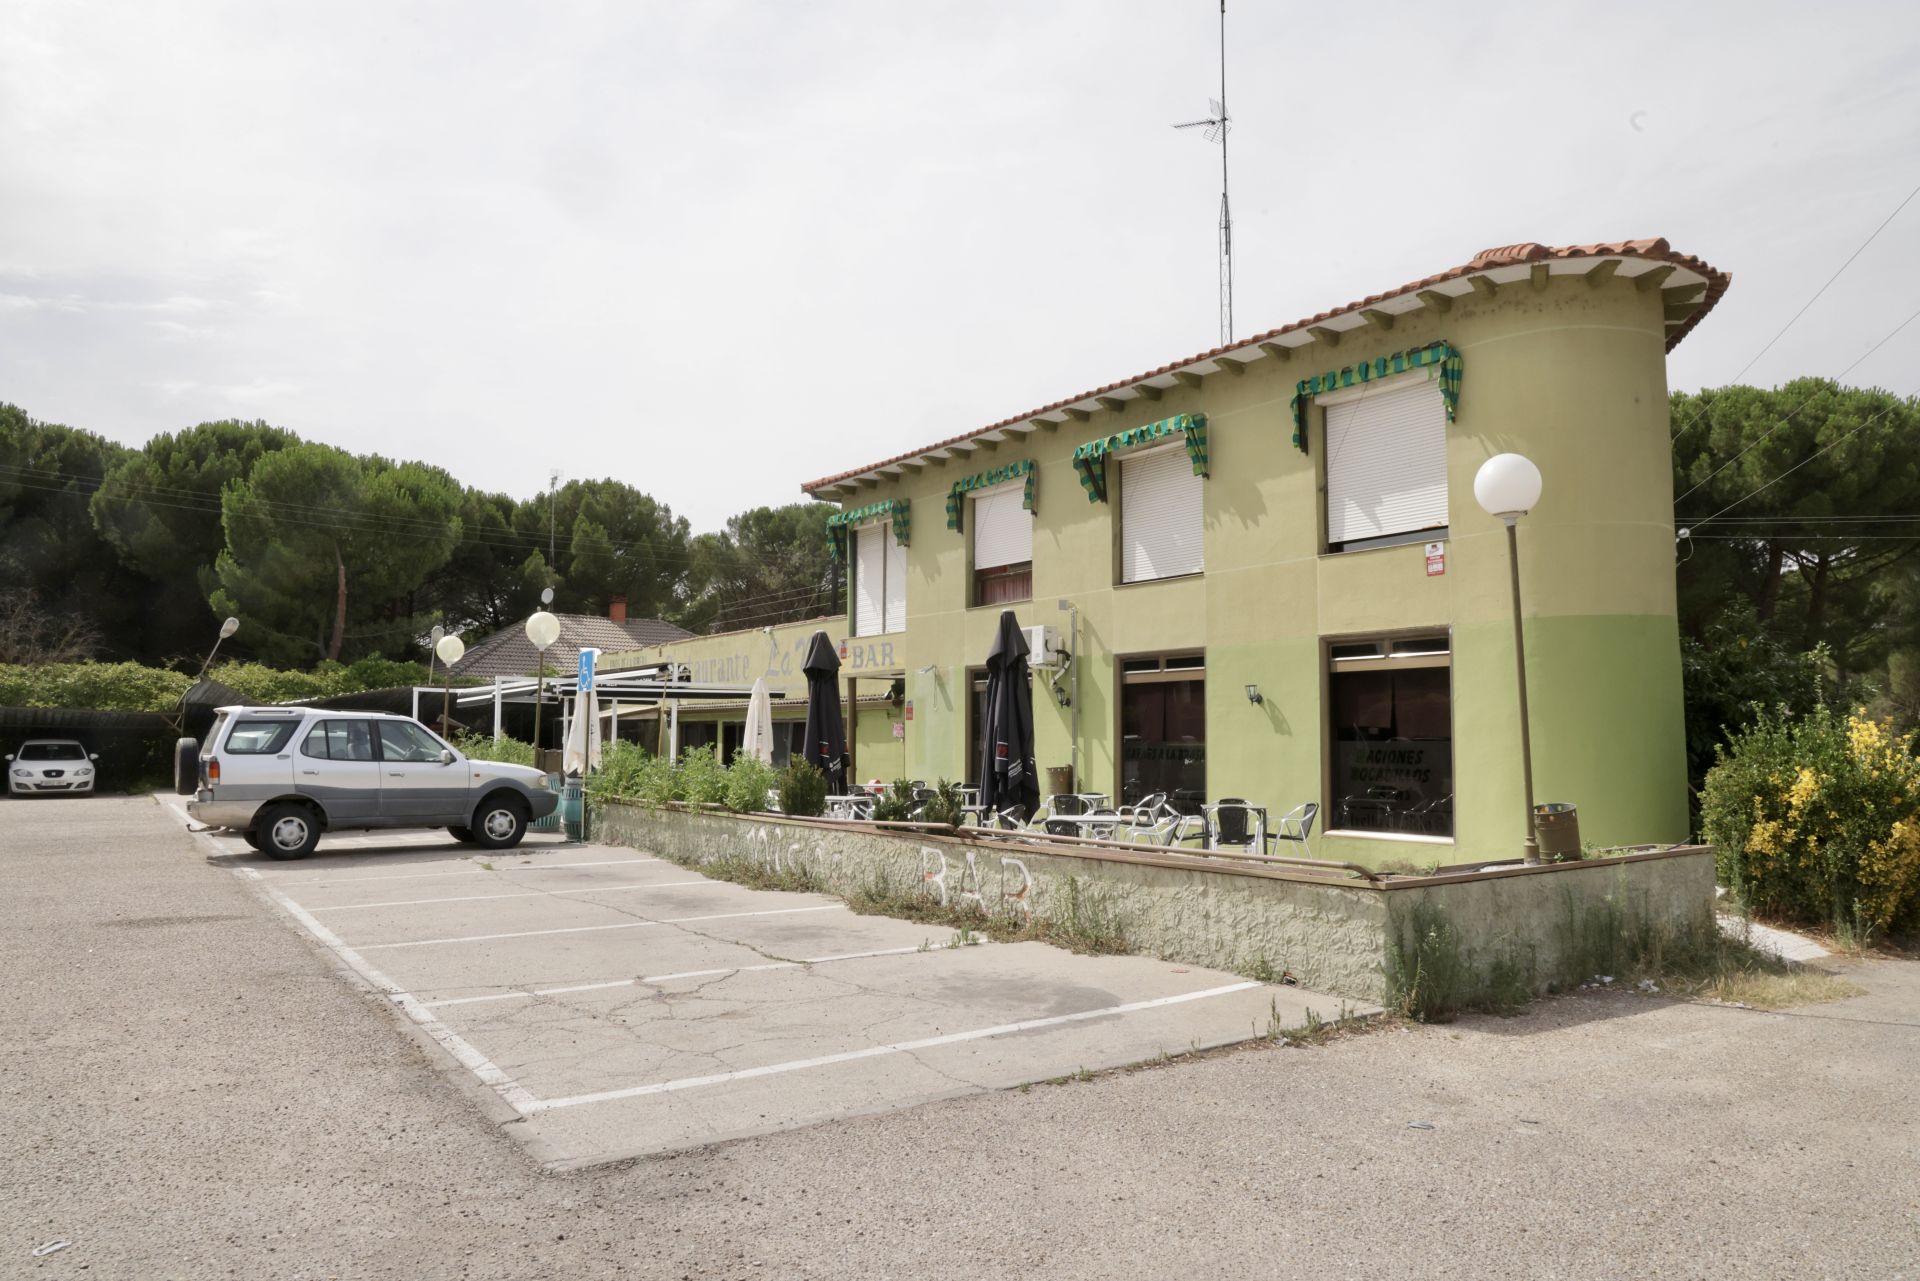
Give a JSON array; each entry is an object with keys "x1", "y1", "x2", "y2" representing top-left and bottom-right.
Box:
[{"x1": 4, "y1": 1, "x2": 1918, "y2": 531}]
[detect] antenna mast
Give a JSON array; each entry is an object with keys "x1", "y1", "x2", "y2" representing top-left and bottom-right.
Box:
[{"x1": 1172, "y1": 1, "x2": 1233, "y2": 345}]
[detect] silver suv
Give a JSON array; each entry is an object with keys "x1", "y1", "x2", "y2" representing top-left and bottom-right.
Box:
[{"x1": 183, "y1": 707, "x2": 558, "y2": 860}]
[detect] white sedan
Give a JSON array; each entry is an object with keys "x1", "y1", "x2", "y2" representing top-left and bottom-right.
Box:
[{"x1": 7, "y1": 739, "x2": 99, "y2": 796}]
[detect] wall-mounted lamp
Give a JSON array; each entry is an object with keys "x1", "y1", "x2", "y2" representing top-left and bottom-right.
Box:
[{"x1": 1244, "y1": 683, "x2": 1263, "y2": 705}]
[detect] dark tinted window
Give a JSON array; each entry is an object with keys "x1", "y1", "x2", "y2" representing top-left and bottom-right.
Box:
[
  {"x1": 20, "y1": 743, "x2": 86, "y2": 761},
  {"x1": 226, "y1": 720, "x2": 298, "y2": 754}
]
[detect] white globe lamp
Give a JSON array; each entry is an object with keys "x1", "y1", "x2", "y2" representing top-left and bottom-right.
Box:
[
  {"x1": 1474, "y1": 452, "x2": 1543, "y2": 521},
  {"x1": 434, "y1": 634, "x2": 466, "y2": 667},
  {"x1": 525, "y1": 610, "x2": 563, "y2": 772}
]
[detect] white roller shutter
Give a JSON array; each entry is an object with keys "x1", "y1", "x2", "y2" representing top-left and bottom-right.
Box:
[
  {"x1": 854, "y1": 524, "x2": 885, "y2": 637},
  {"x1": 1121, "y1": 445, "x2": 1204, "y2": 583},
  {"x1": 884, "y1": 527, "x2": 907, "y2": 633},
  {"x1": 1325, "y1": 374, "x2": 1449, "y2": 546},
  {"x1": 971, "y1": 484, "x2": 1032, "y2": 571}
]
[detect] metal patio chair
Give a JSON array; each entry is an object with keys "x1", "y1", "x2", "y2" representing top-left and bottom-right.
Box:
[
  {"x1": 1272, "y1": 802, "x2": 1318, "y2": 855},
  {"x1": 1203, "y1": 798, "x2": 1265, "y2": 854}
]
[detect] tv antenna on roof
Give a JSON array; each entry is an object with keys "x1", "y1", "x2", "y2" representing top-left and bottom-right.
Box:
[{"x1": 1172, "y1": 1, "x2": 1233, "y2": 346}]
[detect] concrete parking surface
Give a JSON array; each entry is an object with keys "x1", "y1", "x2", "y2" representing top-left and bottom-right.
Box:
[
  {"x1": 7, "y1": 797, "x2": 1917, "y2": 1280},
  {"x1": 156, "y1": 794, "x2": 1346, "y2": 1167}
]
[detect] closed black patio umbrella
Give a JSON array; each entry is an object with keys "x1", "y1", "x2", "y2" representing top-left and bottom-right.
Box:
[
  {"x1": 978, "y1": 609, "x2": 1039, "y2": 822},
  {"x1": 801, "y1": 630, "x2": 847, "y2": 794}
]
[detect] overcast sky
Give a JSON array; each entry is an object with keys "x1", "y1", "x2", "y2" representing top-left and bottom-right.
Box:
[{"x1": 4, "y1": 1, "x2": 1918, "y2": 532}]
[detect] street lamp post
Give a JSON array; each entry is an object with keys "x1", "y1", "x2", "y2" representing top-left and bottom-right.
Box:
[
  {"x1": 1474, "y1": 453, "x2": 1545, "y2": 865},
  {"x1": 434, "y1": 633, "x2": 466, "y2": 736},
  {"x1": 194, "y1": 617, "x2": 240, "y2": 683},
  {"x1": 525, "y1": 607, "x2": 562, "y2": 774}
]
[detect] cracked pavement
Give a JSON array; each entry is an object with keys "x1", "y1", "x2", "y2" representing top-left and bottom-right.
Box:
[
  {"x1": 10, "y1": 797, "x2": 1916, "y2": 1280},
  {"x1": 153, "y1": 795, "x2": 1345, "y2": 1167}
]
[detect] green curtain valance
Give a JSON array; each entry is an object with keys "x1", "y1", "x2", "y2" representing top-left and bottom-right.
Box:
[
  {"x1": 946, "y1": 459, "x2": 1037, "y2": 532},
  {"x1": 826, "y1": 498, "x2": 911, "y2": 563},
  {"x1": 1288, "y1": 341, "x2": 1461, "y2": 453},
  {"x1": 1070, "y1": 413, "x2": 1208, "y2": 504}
]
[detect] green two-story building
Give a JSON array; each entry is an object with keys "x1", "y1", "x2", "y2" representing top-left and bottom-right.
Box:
[{"x1": 608, "y1": 238, "x2": 1729, "y2": 867}]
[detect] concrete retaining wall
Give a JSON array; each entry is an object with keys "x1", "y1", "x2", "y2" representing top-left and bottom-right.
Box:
[{"x1": 592, "y1": 802, "x2": 1714, "y2": 1005}]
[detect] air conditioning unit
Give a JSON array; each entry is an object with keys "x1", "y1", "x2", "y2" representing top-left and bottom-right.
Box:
[{"x1": 1024, "y1": 624, "x2": 1067, "y2": 671}]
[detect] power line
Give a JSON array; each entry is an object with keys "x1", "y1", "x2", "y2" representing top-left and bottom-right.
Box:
[
  {"x1": 1681, "y1": 391, "x2": 1917, "y2": 531},
  {"x1": 1673, "y1": 301, "x2": 1920, "y2": 505},
  {"x1": 1671, "y1": 174, "x2": 1920, "y2": 441}
]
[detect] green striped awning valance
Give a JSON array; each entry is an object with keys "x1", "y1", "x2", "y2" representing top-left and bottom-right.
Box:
[
  {"x1": 1288, "y1": 341, "x2": 1460, "y2": 453},
  {"x1": 945, "y1": 459, "x2": 1037, "y2": 532},
  {"x1": 826, "y1": 498, "x2": 911, "y2": 563},
  {"x1": 1070, "y1": 414, "x2": 1208, "y2": 504}
]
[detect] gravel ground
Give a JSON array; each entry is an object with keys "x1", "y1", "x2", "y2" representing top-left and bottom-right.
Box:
[{"x1": 4, "y1": 796, "x2": 1916, "y2": 1280}]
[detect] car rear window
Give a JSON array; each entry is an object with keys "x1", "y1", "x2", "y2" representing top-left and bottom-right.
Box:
[
  {"x1": 19, "y1": 743, "x2": 86, "y2": 761},
  {"x1": 226, "y1": 720, "x2": 299, "y2": 755}
]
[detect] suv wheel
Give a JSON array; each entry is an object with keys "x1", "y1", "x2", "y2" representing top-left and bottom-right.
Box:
[
  {"x1": 468, "y1": 795, "x2": 528, "y2": 850},
  {"x1": 258, "y1": 802, "x2": 322, "y2": 860},
  {"x1": 174, "y1": 738, "x2": 200, "y2": 796}
]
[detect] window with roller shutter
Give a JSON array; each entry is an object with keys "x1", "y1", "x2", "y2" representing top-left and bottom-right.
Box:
[
  {"x1": 1322, "y1": 372, "x2": 1449, "y2": 552},
  {"x1": 1119, "y1": 444, "x2": 1204, "y2": 584},
  {"x1": 852, "y1": 522, "x2": 907, "y2": 637},
  {"x1": 970, "y1": 481, "x2": 1033, "y2": 606}
]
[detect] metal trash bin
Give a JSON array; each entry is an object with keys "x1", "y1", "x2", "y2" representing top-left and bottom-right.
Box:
[
  {"x1": 1534, "y1": 802, "x2": 1580, "y2": 860},
  {"x1": 529, "y1": 774, "x2": 565, "y2": 833},
  {"x1": 560, "y1": 778, "x2": 586, "y2": 842}
]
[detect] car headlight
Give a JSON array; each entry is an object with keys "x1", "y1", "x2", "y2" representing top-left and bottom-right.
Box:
[
  {"x1": 76, "y1": 768, "x2": 93, "y2": 777},
  {"x1": 10, "y1": 768, "x2": 27, "y2": 777}
]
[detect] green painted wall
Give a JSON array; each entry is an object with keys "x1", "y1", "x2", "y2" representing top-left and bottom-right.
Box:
[{"x1": 612, "y1": 270, "x2": 1695, "y2": 865}]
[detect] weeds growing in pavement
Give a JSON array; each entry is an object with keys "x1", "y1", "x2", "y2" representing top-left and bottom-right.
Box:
[{"x1": 1387, "y1": 885, "x2": 1864, "y2": 1022}]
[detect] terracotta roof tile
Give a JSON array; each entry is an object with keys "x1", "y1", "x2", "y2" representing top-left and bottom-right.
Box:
[{"x1": 801, "y1": 237, "x2": 1729, "y2": 494}]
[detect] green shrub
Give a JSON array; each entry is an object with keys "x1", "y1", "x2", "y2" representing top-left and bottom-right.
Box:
[
  {"x1": 869, "y1": 778, "x2": 917, "y2": 823},
  {"x1": 677, "y1": 745, "x2": 728, "y2": 807},
  {"x1": 723, "y1": 756, "x2": 778, "y2": 814},
  {"x1": 0, "y1": 662, "x2": 192, "y2": 712},
  {"x1": 1701, "y1": 702, "x2": 1920, "y2": 935},
  {"x1": 920, "y1": 778, "x2": 967, "y2": 828},
  {"x1": 0, "y1": 657, "x2": 478, "y2": 713},
  {"x1": 452, "y1": 732, "x2": 536, "y2": 768},
  {"x1": 589, "y1": 740, "x2": 656, "y2": 806},
  {"x1": 776, "y1": 760, "x2": 828, "y2": 817}
]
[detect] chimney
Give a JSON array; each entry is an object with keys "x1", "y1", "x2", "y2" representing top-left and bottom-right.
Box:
[{"x1": 608, "y1": 594, "x2": 627, "y2": 625}]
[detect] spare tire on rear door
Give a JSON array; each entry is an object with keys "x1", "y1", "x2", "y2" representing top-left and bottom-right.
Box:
[{"x1": 174, "y1": 738, "x2": 200, "y2": 795}]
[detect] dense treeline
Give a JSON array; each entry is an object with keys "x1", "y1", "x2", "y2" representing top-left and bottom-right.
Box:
[
  {"x1": 1672, "y1": 379, "x2": 1920, "y2": 795},
  {"x1": 0, "y1": 403, "x2": 841, "y2": 669}
]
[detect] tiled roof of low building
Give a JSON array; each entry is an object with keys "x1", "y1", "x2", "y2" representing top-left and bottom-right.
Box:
[
  {"x1": 801, "y1": 237, "x2": 1729, "y2": 496},
  {"x1": 448, "y1": 614, "x2": 692, "y2": 680}
]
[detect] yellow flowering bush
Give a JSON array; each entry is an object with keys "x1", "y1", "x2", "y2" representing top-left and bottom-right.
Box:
[{"x1": 1701, "y1": 704, "x2": 1920, "y2": 934}]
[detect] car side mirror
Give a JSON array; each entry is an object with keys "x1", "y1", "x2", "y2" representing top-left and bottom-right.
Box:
[
  {"x1": 439, "y1": 749, "x2": 455, "y2": 764},
  {"x1": 3, "y1": 755, "x2": 11, "y2": 762},
  {"x1": 90, "y1": 753, "x2": 100, "y2": 761}
]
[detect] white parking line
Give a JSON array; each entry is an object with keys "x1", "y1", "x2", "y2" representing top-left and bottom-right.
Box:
[
  {"x1": 246, "y1": 877, "x2": 542, "y2": 1116},
  {"x1": 263, "y1": 858, "x2": 662, "y2": 887},
  {"x1": 309, "y1": 880, "x2": 712, "y2": 912},
  {"x1": 526, "y1": 982, "x2": 1263, "y2": 1112},
  {"x1": 355, "y1": 904, "x2": 846, "y2": 951},
  {"x1": 421, "y1": 942, "x2": 987, "y2": 1009}
]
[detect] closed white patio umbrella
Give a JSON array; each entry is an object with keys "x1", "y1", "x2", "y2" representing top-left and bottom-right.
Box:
[
  {"x1": 563, "y1": 685, "x2": 602, "y2": 775},
  {"x1": 742, "y1": 675, "x2": 775, "y2": 764}
]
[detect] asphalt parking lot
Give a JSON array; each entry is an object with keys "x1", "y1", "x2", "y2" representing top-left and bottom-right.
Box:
[{"x1": 158, "y1": 795, "x2": 1348, "y2": 1168}]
